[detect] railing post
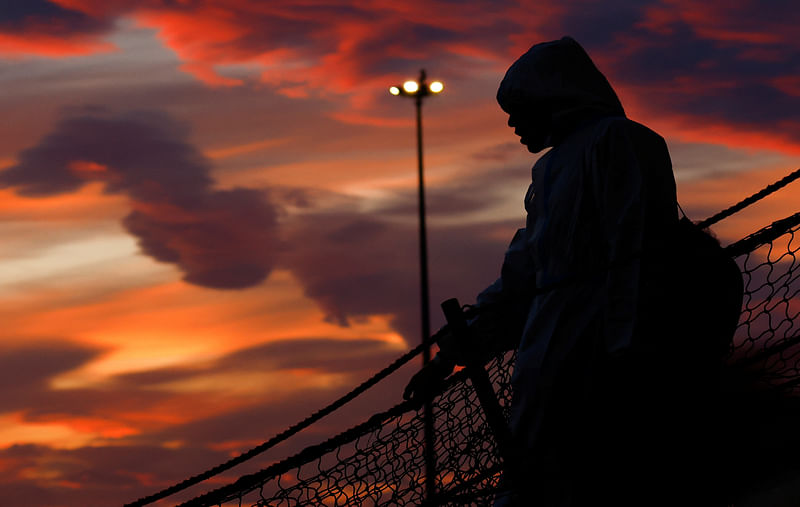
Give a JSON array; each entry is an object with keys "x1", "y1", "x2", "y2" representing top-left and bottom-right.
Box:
[
  {"x1": 412, "y1": 69, "x2": 436, "y2": 502},
  {"x1": 441, "y1": 299, "x2": 518, "y2": 485}
]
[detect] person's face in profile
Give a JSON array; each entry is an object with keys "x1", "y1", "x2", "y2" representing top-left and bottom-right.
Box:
[{"x1": 507, "y1": 104, "x2": 551, "y2": 153}]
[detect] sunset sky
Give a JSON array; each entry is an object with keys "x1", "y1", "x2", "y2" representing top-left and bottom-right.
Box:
[{"x1": 1, "y1": 1, "x2": 799, "y2": 505}]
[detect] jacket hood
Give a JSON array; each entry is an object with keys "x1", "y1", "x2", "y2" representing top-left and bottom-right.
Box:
[{"x1": 497, "y1": 37, "x2": 625, "y2": 141}]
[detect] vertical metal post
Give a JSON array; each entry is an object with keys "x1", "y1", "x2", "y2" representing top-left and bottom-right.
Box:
[{"x1": 415, "y1": 68, "x2": 436, "y2": 502}]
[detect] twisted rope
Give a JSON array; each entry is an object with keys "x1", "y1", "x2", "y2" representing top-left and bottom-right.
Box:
[
  {"x1": 697, "y1": 167, "x2": 800, "y2": 229},
  {"x1": 177, "y1": 356, "x2": 503, "y2": 506},
  {"x1": 124, "y1": 333, "x2": 441, "y2": 507}
]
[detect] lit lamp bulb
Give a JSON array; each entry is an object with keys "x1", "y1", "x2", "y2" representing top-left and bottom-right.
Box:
[
  {"x1": 403, "y1": 80, "x2": 420, "y2": 93},
  {"x1": 389, "y1": 86, "x2": 400, "y2": 96},
  {"x1": 429, "y1": 81, "x2": 444, "y2": 93}
]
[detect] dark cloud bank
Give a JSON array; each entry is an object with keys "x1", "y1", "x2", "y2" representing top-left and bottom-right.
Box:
[
  {"x1": 0, "y1": 108, "x2": 518, "y2": 331},
  {"x1": 0, "y1": 109, "x2": 279, "y2": 289}
]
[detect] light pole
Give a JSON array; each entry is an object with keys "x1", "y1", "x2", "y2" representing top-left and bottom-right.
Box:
[{"x1": 389, "y1": 69, "x2": 444, "y2": 501}]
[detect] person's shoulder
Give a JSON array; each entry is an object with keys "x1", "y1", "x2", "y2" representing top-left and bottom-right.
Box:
[
  {"x1": 593, "y1": 116, "x2": 666, "y2": 147},
  {"x1": 595, "y1": 116, "x2": 662, "y2": 137}
]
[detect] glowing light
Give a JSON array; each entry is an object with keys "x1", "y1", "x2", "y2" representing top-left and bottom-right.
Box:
[
  {"x1": 429, "y1": 81, "x2": 444, "y2": 93},
  {"x1": 402, "y1": 80, "x2": 419, "y2": 93},
  {"x1": 389, "y1": 86, "x2": 400, "y2": 96}
]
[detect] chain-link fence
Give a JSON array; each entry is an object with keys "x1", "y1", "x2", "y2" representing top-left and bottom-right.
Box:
[{"x1": 169, "y1": 211, "x2": 800, "y2": 507}]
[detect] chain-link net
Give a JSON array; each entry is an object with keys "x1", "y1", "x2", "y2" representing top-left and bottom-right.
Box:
[
  {"x1": 728, "y1": 212, "x2": 800, "y2": 390},
  {"x1": 173, "y1": 212, "x2": 800, "y2": 507},
  {"x1": 179, "y1": 351, "x2": 515, "y2": 507}
]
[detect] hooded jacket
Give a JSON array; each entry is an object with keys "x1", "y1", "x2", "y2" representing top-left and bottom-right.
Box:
[{"x1": 476, "y1": 37, "x2": 679, "y2": 469}]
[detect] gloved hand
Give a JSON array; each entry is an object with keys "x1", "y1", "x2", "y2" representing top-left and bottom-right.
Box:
[{"x1": 402, "y1": 353, "x2": 456, "y2": 409}]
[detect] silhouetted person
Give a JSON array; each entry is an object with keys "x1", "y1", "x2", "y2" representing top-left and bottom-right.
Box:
[{"x1": 405, "y1": 36, "x2": 740, "y2": 506}]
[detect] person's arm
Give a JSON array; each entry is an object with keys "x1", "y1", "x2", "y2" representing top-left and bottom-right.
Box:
[
  {"x1": 470, "y1": 227, "x2": 535, "y2": 353},
  {"x1": 403, "y1": 226, "x2": 536, "y2": 405}
]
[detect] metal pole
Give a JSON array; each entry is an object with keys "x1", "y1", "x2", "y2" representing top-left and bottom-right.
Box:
[{"x1": 415, "y1": 68, "x2": 436, "y2": 501}]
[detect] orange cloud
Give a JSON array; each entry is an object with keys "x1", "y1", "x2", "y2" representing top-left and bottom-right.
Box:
[
  {"x1": 611, "y1": 75, "x2": 800, "y2": 156},
  {"x1": 0, "y1": 32, "x2": 113, "y2": 57},
  {"x1": 68, "y1": 160, "x2": 107, "y2": 173},
  {"x1": 39, "y1": 415, "x2": 139, "y2": 440},
  {"x1": 666, "y1": 117, "x2": 800, "y2": 156},
  {"x1": 205, "y1": 137, "x2": 291, "y2": 160},
  {"x1": 329, "y1": 111, "x2": 414, "y2": 128},
  {"x1": 0, "y1": 184, "x2": 124, "y2": 222},
  {"x1": 679, "y1": 164, "x2": 800, "y2": 245},
  {"x1": 8, "y1": 271, "x2": 403, "y2": 379},
  {"x1": 0, "y1": 413, "x2": 89, "y2": 449}
]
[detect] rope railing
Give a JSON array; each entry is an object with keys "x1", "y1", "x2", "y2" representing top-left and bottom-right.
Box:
[
  {"x1": 179, "y1": 351, "x2": 516, "y2": 506},
  {"x1": 123, "y1": 335, "x2": 442, "y2": 507},
  {"x1": 696, "y1": 167, "x2": 800, "y2": 229},
  {"x1": 180, "y1": 209, "x2": 800, "y2": 507},
  {"x1": 125, "y1": 166, "x2": 800, "y2": 507}
]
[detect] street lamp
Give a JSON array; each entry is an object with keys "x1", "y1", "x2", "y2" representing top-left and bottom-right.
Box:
[
  {"x1": 388, "y1": 68, "x2": 444, "y2": 364},
  {"x1": 389, "y1": 68, "x2": 443, "y2": 501}
]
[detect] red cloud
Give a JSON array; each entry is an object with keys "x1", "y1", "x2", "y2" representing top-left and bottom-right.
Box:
[
  {"x1": 773, "y1": 76, "x2": 800, "y2": 97},
  {"x1": 28, "y1": 1, "x2": 517, "y2": 99},
  {"x1": 5, "y1": 1, "x2": 795, "y2": 154},
  {"x1": 135, "y1": 1, "x2": 800, "y2": 154},
  {"x1": 0, "y1": 32, "x2": 113, "y2": 57}
]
